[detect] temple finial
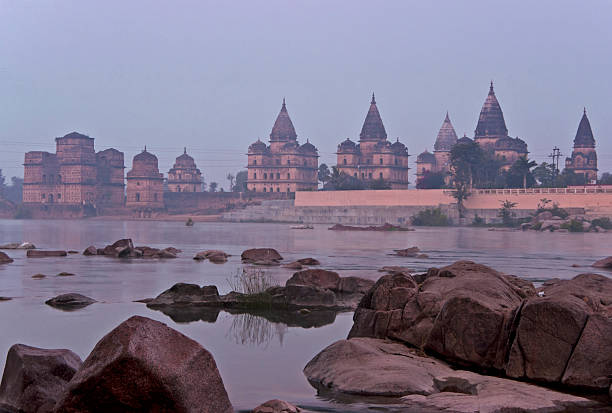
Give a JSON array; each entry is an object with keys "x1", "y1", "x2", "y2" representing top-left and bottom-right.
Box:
[
  {"x1": 184, "y1": 147, "x2": 187, "y2": 154},
  {"x1": 144, "y1": 145, "x2": 147, "y2": 152},
  {"x1": 489, "y1": 80, "x2": 494, "y2": 93},
  {"x1": 371, "y1": 92, "x2": 376, "y2": 104},
  {"x1": 282, "y1": 97, "x2": 286, "y2": 107},
  {"x1": 584, "y1": 106, "x2": 587, "y2": 115}
]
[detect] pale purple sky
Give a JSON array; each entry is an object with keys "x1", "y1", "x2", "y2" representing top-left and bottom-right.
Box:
[{"x1": 1, "y1": 0, "x2": 611, "y2": 188}]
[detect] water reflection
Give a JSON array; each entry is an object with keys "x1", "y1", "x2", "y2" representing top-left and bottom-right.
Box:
[{"x1": 150, "y1": 305, "x2": 339, "y2": 347}]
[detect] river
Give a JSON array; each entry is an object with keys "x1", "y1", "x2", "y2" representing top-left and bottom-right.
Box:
[{"x1": 0, "y1": 219, "x2": 610, "y2": 412}]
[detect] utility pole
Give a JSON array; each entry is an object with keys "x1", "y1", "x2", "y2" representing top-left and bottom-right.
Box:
[{"x1": 549, "y1": 146, "x2": 562, "y2": 177}]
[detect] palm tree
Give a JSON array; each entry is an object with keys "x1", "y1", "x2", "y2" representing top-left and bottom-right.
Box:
[{"x1": 513, "y1": 157, "x2": 537, "y2": 189}]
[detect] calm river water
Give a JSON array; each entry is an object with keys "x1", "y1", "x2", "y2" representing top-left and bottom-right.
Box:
[{"x1": 0, "y1": 219, "x2": 610, "y2": 412}]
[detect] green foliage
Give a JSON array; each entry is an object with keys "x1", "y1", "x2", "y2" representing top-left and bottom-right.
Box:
[
  {"x1": 209, "y1": 182, "x2": 218, "y2": 192},
  {"x1": 506, "y1": 156, "x2": 537, "y2": 189},
  {"x1": 325, "y1": 166, "x2": 365, "y2": 190},
  {"x1": 233, "y1": 170, "x2": 248, "y2": 192},
  {"x1": 417, "y1": 171, "x2": 446, "y2": 189},
  {"x1": 536, "y1": 201, "x2": 569, "y2": 219},
  {"x1": 471, "y1": 214, "x2": 486, "y2": 227},
  {"x1": 590, "y1": 217, "x2": 612, "y2": 229},
  {"x1": 498, "y1": 200, "x2": 518, "y2": 227},
  {"x1": 560, "y1": 219, "x2": 584, "y2": 232},
  {"x1": 599, "y1": 172, "x2": 612, "y2": 185},
  {"x1": 318, "y1": 164, "x2": 331, "y2": 185},
  {"x1": 533, "y1": 163, "x2": 557, "y2": 187},
  {"x1": 411, "y1": 208, "x2": 451, "y2": 226},
  {"x1": 368, "y1": 178, "x2": 391, "y2": 190}
]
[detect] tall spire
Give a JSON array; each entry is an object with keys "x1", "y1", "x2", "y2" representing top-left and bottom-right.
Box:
[
  {"x1": 434, "y1": 112, "x2": 458, "y2": 152},
  {"x1": 360, "y1": 94, "x2": 387, "y2": 141},
  {"x1": 475, "y1": 81, "x2": 508, "y2": 139},
  {"x1": 270, "y1": 99, "x2": 297, "y2": 141},
  {"x1": 573, "y1": 109, "x2": 595, "y2": 148},
  {"x1": 184, "y1": 147, "x2": 187, "y2": 154}
]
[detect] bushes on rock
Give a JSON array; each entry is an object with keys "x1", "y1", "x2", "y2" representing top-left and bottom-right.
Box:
[
  {"x1": 560, "y1": 219, "x2": 584, "y2": 232},
  {"x1": 410, "y1": 208, "x2": 451, "y2": 226},
  {"x1": 591, "y1": 217, "x2": 612, "y2": 230}
]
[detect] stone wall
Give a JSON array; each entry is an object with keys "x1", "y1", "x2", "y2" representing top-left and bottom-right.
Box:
[{"x1": 164, "y1": 191, "x2": 292, "y2": 215}]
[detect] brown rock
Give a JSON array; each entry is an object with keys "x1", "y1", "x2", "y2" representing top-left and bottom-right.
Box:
[
  {"x1": 193, "y1": 250, "x2": 228, "y2": 263},
  {"x1": 253, "y1": 399, "x2": 300, "y2": 413},
  {"x1": 350, "y1": 261, "x2": 535, "y2": 371},
  {"x1": 286, "y1": 269, "x2": 340, "y2": 291},
  {"x1": 506, "y1": 273, "x2": 612, "y2": 384},
  {"x1": 0, "y1": 252, "x2": 13, "y2": 264},
  {"x1": 110, "y1": 238, "x2": 134, "y2": 250},
  {"x1": 53, "y1": 316, "x2": 233, "y2": 413},
  {"x1": 146, "y1": 284, "x2": 221, "y2": 307},
  {"x1": 31, "y1": 274, "x2": 46, "y2": 279},
  {"x1": 393, "y1": 247, "x2": 420, "y2": 257},
  {"x1": 592, "y1": 256, "x2": 612, "y2": 268},
  {"x1": 83, "y1": 245, "x2": 98, "y2": 255},
  {"x1": 0, "y1": 344, "x2": 82, "y2": 413},
  {"x1": 296, "y1": 258, "x2": 320, "y2": 266},
  {"x1": 45, "y1": 294, "x2": 96, "y2": 310},
  {"x1": 282, "y1": 261, "x2": 303, "y2": 270},
  {"x1": 56, "y1": 272, "x2": 75, "y2": 277},
  {"x1": 241, "y1": 248, "x2": 283, "y2": 263},
  {"x1": 304, "y1": 338, "x2": 598, "y2": 412},
  {"x1": 337, "y1": 276, "x2": 375, "y2": 294},
  {"x1": 26, "y1": 250, "x2": 67, "y2": 258},
  {"x1": 378, "y1": 266, "x2": 413, "y2": 274}
]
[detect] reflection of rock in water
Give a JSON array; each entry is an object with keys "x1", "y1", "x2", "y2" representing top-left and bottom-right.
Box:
[
  {"x1": 155, "y1": 306, "x2": 221, "y2": 323},
  {"x1": 228, "y1": 313, "x2": 287, "y2": 347}
]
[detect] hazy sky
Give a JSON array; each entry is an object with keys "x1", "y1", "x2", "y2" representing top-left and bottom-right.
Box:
[{"x1": 1, "y1": 0, "x2": 611, "y2": 188}]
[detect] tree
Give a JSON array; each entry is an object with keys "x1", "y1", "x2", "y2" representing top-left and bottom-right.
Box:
[
  {"x1": 325, "y1": 166, "x2": 364, "y2": 190},
  {"x1": 533, "y1": 162, "x2": 556, "y2": 187},
  {"x1": 417, "y1": 171, "x2": 446, "y2": 189},
  {"x1": 0, "y1": 169, "x2": 5, "y2": 198},
  {"x1": 4, "y1": 177, "x2": 23, "y2": 203},
  {"x1": 234, "y1": 170, "x2": 248, "y2": 192},
  {"x1": 556, "y1": 169, "x2": 587, "y2": 187},
  {"x1": 318, "y1": 164, "x2": 331, "y2": 186},
  {"x1": 226, "y1": 173, "x2": 235, "y2": 191},
  {"x1": 599, "y1": 172, "x2": 612, "y2": 185},
  {"x1": 498, "y1": 200, "x2": 518, "y2": 227},
  {"x1": 506, "y1": 156, "x2": 537, "y2": 189},
  {"x1": 450, "y1": 141, "x2": 483, "y2": 216},
  {"x1": 368, "y1": 178, "x2": 391, "y2": 190},
  {"x1": 209, "y1": 182, "x2": 218, "y2": 192}
]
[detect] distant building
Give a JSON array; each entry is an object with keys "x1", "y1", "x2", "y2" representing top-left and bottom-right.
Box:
[
  {"x1": 167, "y1": 148, "x2": 203, "y2": 192},
  {"x1": 565, "y1": 109, "x2": 598, "y2": 182},
  {"x1": 474, "y1": 82, "x2": 528, "y2": 170},
  {"x1": 126, "y1": 148, "x2": 164, "y2": 212},
  {"x1": 336, "y1": 94, "x2": 409, "y2": 188},
  {"x1": 247, "y1": 99, "x2": 318, "y2": 193},
  {"x1": 23, "y1": 132, "x2": 124, "y2": 207},
  {"x1": 416, "y1": 112, "x2": 458, "y2": 185}
]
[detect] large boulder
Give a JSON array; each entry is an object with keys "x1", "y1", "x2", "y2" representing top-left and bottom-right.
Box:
[
  {"x1": 0, "y1": 253, "x2": 13, "y2": 264},
  {"x1": 0, "y1": 344, "x2": 82, "y2": 413},
  {"x1": 241, "y1": 248, "x2": 283, "y2": 263},
  {"x1": 286, "y1": 269, "x2": 340, "y2": 291},
  {"x1": 45, "y1": 294, "x2": 96, "y2": 310},
  {"x1": 304, "y1": 338, "x2": 598, "y2": 412},
  {"x1": 506, "y1": 273, "x2": 612, "y2": 388},
  {"x1": 110, "y1": 239, "x2": 134, "y2": 250},
  {"x1": 592, "y1": 256, "x2": 612, "y2": 268},
  {"x1": 193, "y1": 250, "x2": 228, "y2": 263},
  {"x1": 82, "y1": 246, "x2": 97, "y2": 256},
  {"x1": 349, "y1": 261, "x2": 535, "y2": 370},
  {"x1": 54, "y1": 316, "x2": 232, "y2": 413},
  {"x1": 146, "y1": 284, "x2": 221, "y2": 307}
]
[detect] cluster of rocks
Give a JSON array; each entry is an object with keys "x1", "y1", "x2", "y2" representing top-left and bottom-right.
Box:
[
  {"x1": 193, "y1": 250, "x2": 230, "y2": 263},
  {"x1": 304, "y1": 260, "x2": 612, "y2": 411},
  {"x1": 145, "y1": 269, "x2": 374, "y2": 312},
  {"x1": 0, "y1": 316, "x2": 233, "y2": 413},
  {"x1": 0, "y1": 242, "x2": 35, "y2": 250},
  {"x1": 83, "y1": 239, "x2": 180, "y2": 259},
  {"x1": 392, "y1": 246, "x2": 428, "y2": 258},
  {"x1": 329, "y1": 223, "x2": 413, "y2": 231},
  {"x1": 522, "y1": 210, "x2": 608, "y2": 232}
]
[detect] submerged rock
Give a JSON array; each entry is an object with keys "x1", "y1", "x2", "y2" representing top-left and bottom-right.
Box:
[
  {"x1": 253, "y1": 399, "x2": 301, "y2": 413},
  {"x1": 241, "y1": 248, "x2": 283, "y2": 263},
  {"x1": 0, "y1": 344, "x2": 82, "y2": 413},
  {"x1": 0, "y1": 242, "x2": 35, "y2": 250},
  {"x1": 304, "y1": 338, "x2": 599, "y2": 412},
  {"x1": 45, "y1": 294, "x2": 96, "y2": 310},
  {"x1": 193, "y1": 250, "x2": 229, "y2": 263},
  {"x1": 0, "y1": 252, "x2": 13, "y2": 264},
  {"x1": 53, "y1": 316, "x2": 233, "y2": 413},
  {"x1": 296, "y1": 258, "x2": 320, "y2": 266},
  {"x1": 282, "y1": 261, "x2": 303, "y2": 270},
  {"x1": 392, "y1": 247, "x2": 420, "y2": 257},
  {"x1": 592, "y1": 256, "x2": 612, "y2": 268}
]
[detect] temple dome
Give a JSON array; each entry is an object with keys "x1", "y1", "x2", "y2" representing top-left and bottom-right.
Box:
[
  {"x1": 457, "y1": 134, "x2": 474, "y2": 145},
  {"x1": 573, "y1": 109, "x2": 596, "y2": 148},
  {"x1": 248, "y1": 139, "x2": 267, "y2": 153},
  {"x1": 133, "y1": 148, "x2": 158, "y2": 164},
  {"x1": 495, "y1": 136, "x2": 528, "y2": 152},
  {"x1": 270, "y1": 99, "x2": 297, "y2": 141},
  {"x1": 391, "y1": 138, "x2": 408, "y2": 155},
  {"x1": 475, "y1": 82, "x2": 508, "y2": 139},
  {"x1": 299, "y1": 139, "x2": 317, "y2": 153},
  {"x1": 359, "y1": 93, "x2": 387, "y2": 141},
  {"x1": 175, "y1": 148, "x2": 196, "y2": 167},
  {"x1": 337, "y1": 138, "x2": 357, "y2": 153},
  {"x1": 434, "y1": 113, "x2": 458, "y2": 152},
  {"x1": 417, "y1": 150, "x2": 436, "y2": 163}
]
